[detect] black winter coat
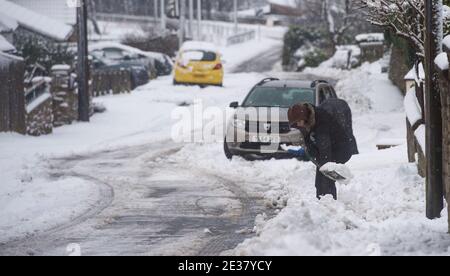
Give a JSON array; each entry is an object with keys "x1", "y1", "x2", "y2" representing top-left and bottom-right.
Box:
[{"x1": 304, "y1": 98, "x2": 359, "y2": 199}]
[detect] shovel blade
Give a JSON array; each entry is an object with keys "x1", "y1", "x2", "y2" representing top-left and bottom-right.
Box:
[{"x1": 321, "y1": 170, "x2": 347, "y2": 182}]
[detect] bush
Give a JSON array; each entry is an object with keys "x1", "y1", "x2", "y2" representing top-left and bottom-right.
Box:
[
  {"x1": 15, "y1": 36, "x2": 73, "y2": 74},
  {"x1": 282, "y1": 26, "x2": 332, "y2": 71}
]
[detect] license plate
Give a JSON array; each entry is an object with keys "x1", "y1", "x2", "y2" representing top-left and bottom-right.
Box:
[{"x1": 250, "y1": 135, "x2": 280, "y2": 143}]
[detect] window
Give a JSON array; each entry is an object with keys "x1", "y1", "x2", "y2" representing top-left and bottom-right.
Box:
[{"x1": 243, "y1": 87, "x2": 315, "y2": 108}]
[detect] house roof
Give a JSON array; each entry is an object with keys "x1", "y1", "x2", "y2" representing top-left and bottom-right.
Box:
[
  {"x1": 0, "y1": 14, "x2": 18, "y2": 32},
  {"x1": 0, "y1": 34, "x2": 16, "y2": 52},
  {"x1": 8, "y1": 0, "x2": 77, "y2": 25},
  {"x1": 0, "y1": 0, "x2": 74, "y2": 41},
  {"x1": 268, "y1": 0, "x2": 299, "y2": 8}
]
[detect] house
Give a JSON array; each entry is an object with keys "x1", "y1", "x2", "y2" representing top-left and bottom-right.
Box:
[
  {"x1": 267, "y1": 0, "x2": 303, "y2": 16},
  {"x1": 0, "y1": 34, "x2": 16, "y2": 53},
  {"x1": 0, "y1": 13, "x2": 18, "y2": 43},
  {"x1": 0, "y1": 0, "x2": 75, "y2": 43}
]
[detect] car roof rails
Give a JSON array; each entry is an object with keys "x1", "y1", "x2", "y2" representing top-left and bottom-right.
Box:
[
  {"x1": 311, "y1": 80, "x2": 329, "y2": 88},
  {"x1": 256, "y1": 77, "x2": 280, "y2": 86}
]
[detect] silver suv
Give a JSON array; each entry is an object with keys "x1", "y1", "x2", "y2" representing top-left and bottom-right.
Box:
[{"x1": 224, "y1": 78, "x2": 337, "y2": 160}]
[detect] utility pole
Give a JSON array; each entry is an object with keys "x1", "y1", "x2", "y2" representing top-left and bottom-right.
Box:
[
  {"x1": 154, "y1": 0, "x2": 158, "y2": 23},
  {"x1": 77, "y1": 0, "x2": 90, "y2": 122},
  {"x1": 179, "y1": 0, "x2": 186, "y2": 48},
  {"x1": 161, "y1": 0, "x2": 166, "y2": 32},
  {"x1": 189, "y1": 0, "x2": 194, "y2": 39},
  {"x1": 197, "y1": 0, "x2": 202, "y2": 39},
  {"x1": 424, "y1": 0, "x2": 444, "y2": 219},
  {"x1": 233, "y1": 0, "x2": 238, "y2": 34}
]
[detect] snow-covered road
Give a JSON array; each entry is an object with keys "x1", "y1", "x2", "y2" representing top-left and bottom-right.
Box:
[{"x1": 0, "y1": 142, "x2": 273, "y2": 256}]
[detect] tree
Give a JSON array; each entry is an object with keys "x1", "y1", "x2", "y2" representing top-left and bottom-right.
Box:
[{"x1": 357, "y1": 0, "x2": 425, "y2": 57}]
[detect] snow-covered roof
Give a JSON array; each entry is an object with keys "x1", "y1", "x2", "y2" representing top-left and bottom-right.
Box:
[
  {"x1": 0, "y1": 0, "x2": 74, "y2": 41},
  {"x1": 181, "y1": 41, "x2": 219, "y2": 53},
  {"x1": 268, "y1": 0, "x2": 299, "y2": 8},
  {"x1": 0, "y1": 14, "x2": 18, "y2": 32},
  {"x1": 8, "y1": 0, "x2": 77, "y2": 25},
  {"x1": 355, "y1": 33, "x2": 385, "y2": 43},
  {"x1": 0, "y1": 34, "x2": 16, "y2": 52}
]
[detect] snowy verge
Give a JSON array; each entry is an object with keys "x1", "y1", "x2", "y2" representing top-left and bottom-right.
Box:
[
  {"x1": 226, "y1": 59, "x2": 450, "y2": 256},
  {"x1": 0, "y1": 177, "x2": 99, "y2": 244},
  {"x1": 221, "y1": 38, "x2": 282, "y2": 73}
]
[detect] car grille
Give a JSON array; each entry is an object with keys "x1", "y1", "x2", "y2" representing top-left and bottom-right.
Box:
[
  {"x1": 245, "y1": 121, "x2": 291, "y2": 134},
  {"x1": 240, "y1": 142, "x2": 292, "y2": 151}
]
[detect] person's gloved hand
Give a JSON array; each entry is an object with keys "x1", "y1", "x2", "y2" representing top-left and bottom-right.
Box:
[{"x1": 287, "y1": 147, "x2": 306, "y2": 157}]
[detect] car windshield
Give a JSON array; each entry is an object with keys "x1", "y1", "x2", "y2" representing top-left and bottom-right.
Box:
[
  {"x1": 182, "y1": 50, "x2": 217, "y2": 62},
  {"x1": 242, "y1": 87, "x2": 315, "y2": 108}
]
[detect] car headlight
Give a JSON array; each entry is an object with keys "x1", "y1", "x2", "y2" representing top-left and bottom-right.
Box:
[{"x1": 233, "y1": 118, "x2": 246, "y2": 130}]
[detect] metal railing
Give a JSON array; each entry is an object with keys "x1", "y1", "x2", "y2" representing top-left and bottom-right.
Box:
[
  {"x1": 226, "y1": 30, "x2": 256, "y2": 46},
  {"x1": 25, "y1": 79, "x2": 49, "y2": 106}
]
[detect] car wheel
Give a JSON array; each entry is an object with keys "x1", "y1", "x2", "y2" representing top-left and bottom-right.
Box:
[
  {"x1": 224, "y1": 140, "x2": 233, "y2": 160},
  {"x1": 173, "y1": 79, "x2": 178, "y2": 86}
]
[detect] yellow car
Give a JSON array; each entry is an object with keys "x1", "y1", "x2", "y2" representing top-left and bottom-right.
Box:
[{"x1": 173, "y1": 41, "x2": 224, "y2": 86}]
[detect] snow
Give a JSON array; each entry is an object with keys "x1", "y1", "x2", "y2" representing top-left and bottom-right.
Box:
[
  {"x1": 404, "y1": 65, "x2": 425, "y2": 82},
  {"x1": 51, "y1": 64, "x2": 71, "y2": 71},
  {"x1": 0, "y1": 51, "x2": 23, "y2": 68},
  {"x1": 181, "y1": 41, "x2": 219, "y2": 53},
  {"x1": 414, "y1": 125, "x2": 426, "y2": 154},
  {"x1": 319, "y1": 45, "x2": 361, "y2": 69},
  {"x1": 0, "y1": 0, "x2": 73, "y2": 41},
  {"x1": 435, "y1": 52, "x2": 449, "y2": 71},
  {"x1": 268, "y1": 0, "x2": 299, "y2": 8},
  {"x1": 443, "y1": 35, "x2": 450, "y2": 51},
  {"x1": 404, "y1": 88, "x2": 423, "y2": 127},
  {"x1": 0, "y1": 35, "x2": 15, "y2": 52},
  {"x1": 221, "y1": 38, "x2": 282, "y2": 72},
  {"x1": 0, "y1": 13, "x2": 18, "y2": 32},
  {"x1": 229, "y1": 59, "x2": 448, "y2": 256},
  {"x1": 0, "y1": 177, "x2": 99, "y2": 243},
  {"x1": 9, "y1": 0, "x2": 77, "y2": 25},
  {"x1": 26, "y1": 92, "x2": 52, "y2": 113},
  {"x1": 89, "y1": 42, "x2": 167, "y2": 62},
  {"x1": 1, "y1": 43, "x2": 448, "y2": 255},
  {"x1": 305, "y1": 60, "x2": 404, "y2": 114},
  {"x1": 355, "y1": 33, "x2": 385, "y2": 43},
  {"x1": 0, "y1": 39, "x2": 270, "y2": 244}
]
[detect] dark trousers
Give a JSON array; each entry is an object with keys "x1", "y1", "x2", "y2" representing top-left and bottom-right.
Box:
[{"x1": 316, "y1": 150, "x2": 352, "y2": 200}]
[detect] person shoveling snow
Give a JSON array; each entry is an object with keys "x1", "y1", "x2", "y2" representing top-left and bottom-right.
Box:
[
  {"x1": 286, "y1": 99, "x2": 359, "y2": 200},
  {"x1": 281, "y1": 145, "x2": 353, "y2": 184}
]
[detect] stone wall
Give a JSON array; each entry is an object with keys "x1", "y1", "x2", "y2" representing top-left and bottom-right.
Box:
[
  {"x1": 51, "y1": 66, "x2": 78, "y2": 127},
  {"x1": 359, "y1": 42, "x2": 384, "y2": 64},
  {"x1": 389, "y1": 45, "x2": 413, "y2": 94},
  {"x1": 26, "y1": 93, "x2": 53, "y2": 136}
]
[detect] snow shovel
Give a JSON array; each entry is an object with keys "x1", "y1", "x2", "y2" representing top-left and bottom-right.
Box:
[{"x1": 281, "y1": 144, "x2": 350, "y2": 182}]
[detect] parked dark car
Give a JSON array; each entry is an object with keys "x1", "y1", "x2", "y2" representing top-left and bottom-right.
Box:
[
  {"x1": 89, "y1": 42, "x2": 173, "y2": 78},
  {"x1": 224, "y1": 78, "x2": 338, "y2": 160}
]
